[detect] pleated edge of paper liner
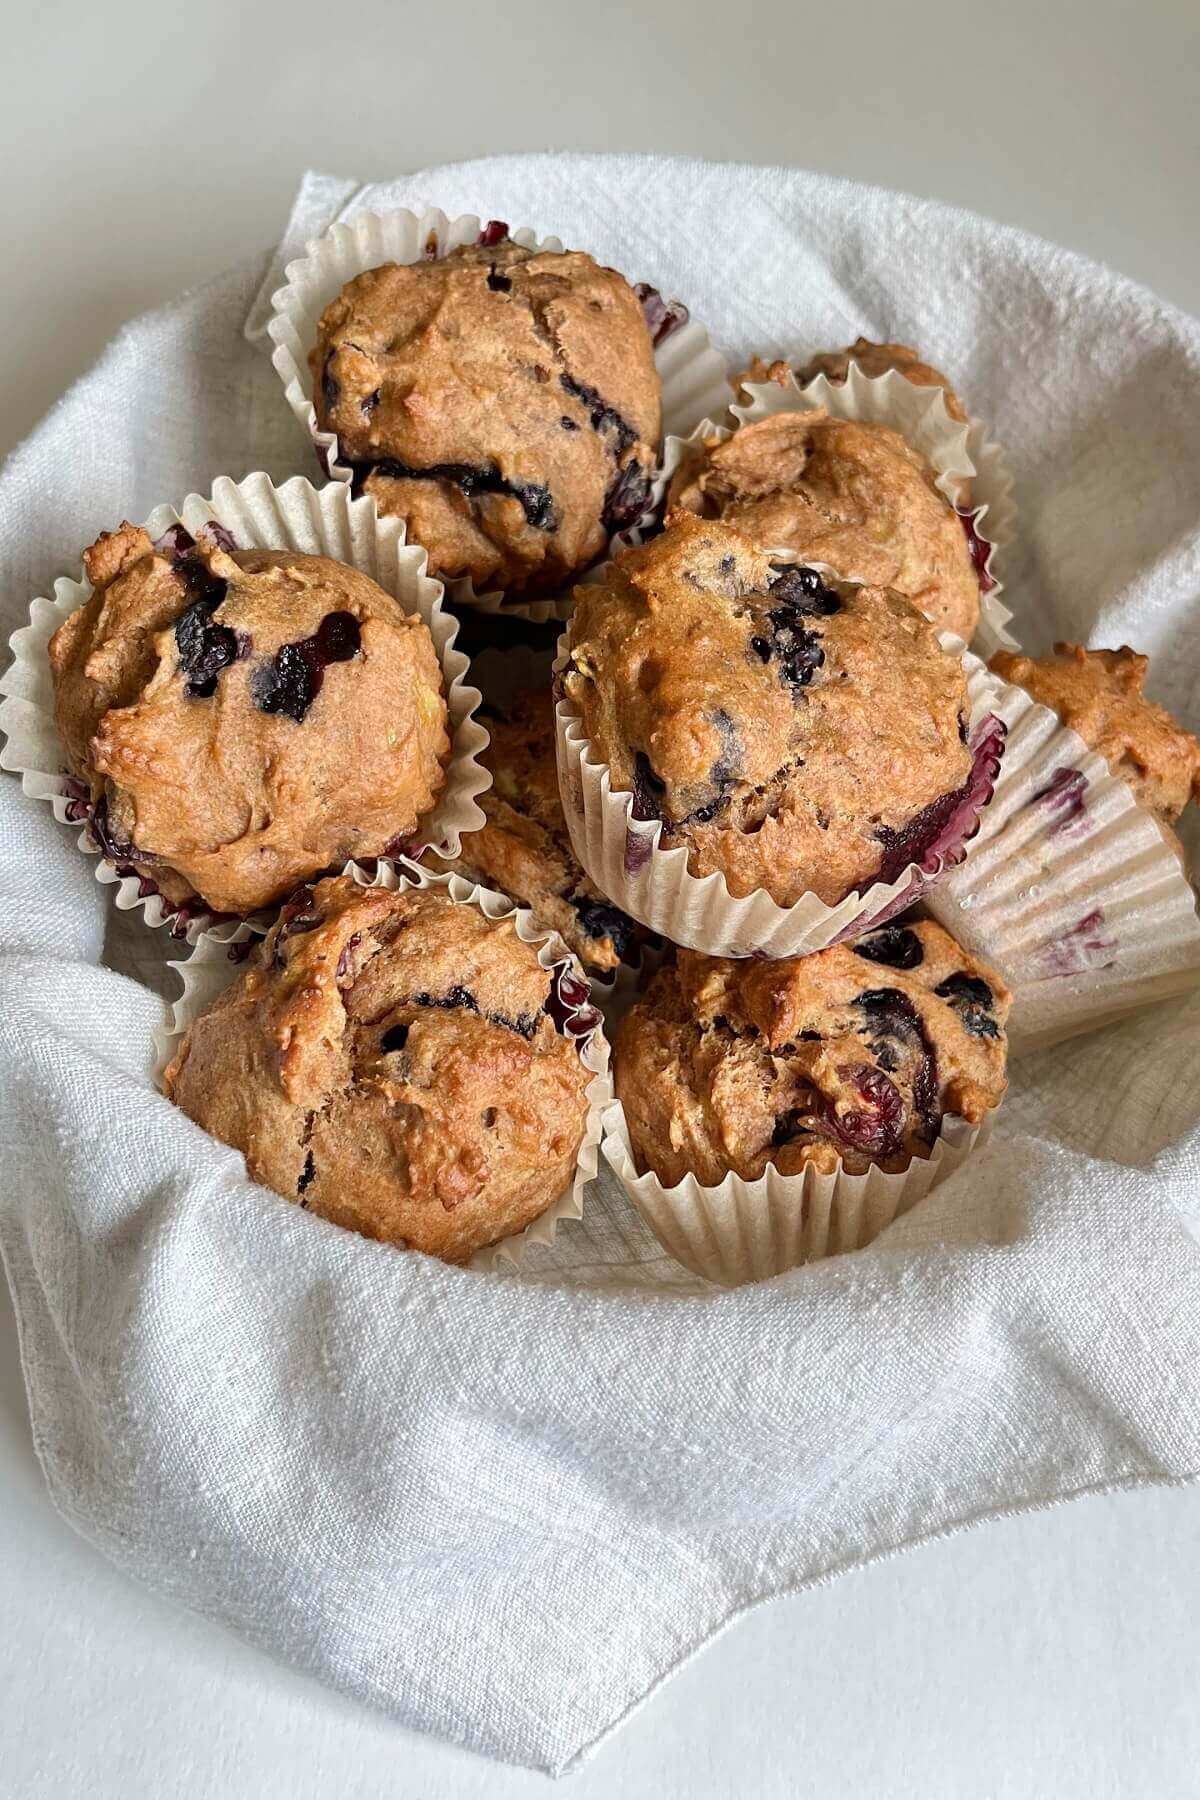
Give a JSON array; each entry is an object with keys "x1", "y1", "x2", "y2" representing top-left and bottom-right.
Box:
[
  {"x1": 0, "y1": 472, "x2": 491, "y2": 948},
  {"x1": 919, "y1": 677, "x2": 1200, "y2": 1052},
  {"x1": 600, "y1": 1099, "x2": 991, "y2": 1287},
  {"x1": 150, "y1": 858, "x2": 612, "y2": 1273},
  {"x1": 637, "y1": 360, "x2": 1016, "y2": 657},
  {"x1": 266, "y1": 202, "x2": 732, "y2": 622},
  {"x1": 553, "y1": 616, "x2": 1008, "y2": 959}
]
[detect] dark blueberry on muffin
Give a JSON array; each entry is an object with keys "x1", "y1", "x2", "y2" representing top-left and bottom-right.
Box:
[{"x1": 613, "y1": 920, "x2": 1009, "y2": 1185}]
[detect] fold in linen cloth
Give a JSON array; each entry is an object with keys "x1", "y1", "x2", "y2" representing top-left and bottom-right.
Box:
[{"x1": 3, "y1": 156, "x2": 1200, "y2": 1773}]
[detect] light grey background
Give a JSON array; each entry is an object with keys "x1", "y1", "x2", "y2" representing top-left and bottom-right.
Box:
[{"x1": 3, "y1": 2, "x2": 1199, "y2": 1795}]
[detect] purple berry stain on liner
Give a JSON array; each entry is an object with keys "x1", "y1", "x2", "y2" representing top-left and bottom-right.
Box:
[
  {"x1": 251, "y1": 611, "x2": 362, "y2": 724},
  {"x1": 958, "y1": 507, "x2": 997, "y2": 595},
  {"x1": 866, "y1": 714, "x2": 1006, "y2": 892},
  {"x1": 1030, "y1": 767, "x2": 1089, "y2": 838},
  {"x1": 545, "y1": 963, "x2": 601, "y2": 1046},
  {"x1": 633, "y1": 282, "x2": 690, "y2": 348},
  {"x1": 477, "y1": 220, "x2": 510, "y2": 248},
  {"x1": 1032, "y1": 907, "x2": 1119, "y2": 979}
]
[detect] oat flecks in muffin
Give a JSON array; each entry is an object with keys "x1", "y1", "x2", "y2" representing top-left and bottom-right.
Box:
[
  {"x1": 47, "y1": 526, "x2": 450, "y2": 916},
  {"x1": 164, "y1": 878, "x2": 593, "y2": 1264},
  {"x1": 990, "y1": 643, "x2": 1200, "y2": 834},
  {"x1": 561, "y1": 513, "x2": 975, "y2": 907},
  {"x1": 614, "y1": 920, "x2": 1009, "y2": 1188},
  {"x1": 310, "y1": 237, "x2": 662, "y2": 596},
  {"x1": 442, "y1": 688, "x2": 643, "y2": 974},
  {"x1": 669, "y1": 409, "x2": 979, "y2": 640}
]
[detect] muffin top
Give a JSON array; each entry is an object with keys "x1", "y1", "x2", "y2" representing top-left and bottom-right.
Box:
[
  {"x1": 310, "y1": 237, "x2": 662, "y2": 596},
  {"x1": 560, "y1": 513, "x2": 975, "y2": 907},
  {"x1": 163, "y1": 877, "x2": 596, "y2": 1264},
  {"x1": 789, "y1": 339, "x2": 968, "y2": 424},
  {"x1": 669, "y1": 410, "x2": 979, "y2": 640},
  {"x1": 613, "y1": 920, "x2": 1010, "y2": 1187},
  {"x1": 990, "y1": 643, "x2": 1200, "y2": 830},
  {"x1": 444, "y1": 688, "x2": 643, "y2": 974},
  {"x1": 48, "y1": 524, "x2": 449, "y2": 916}
]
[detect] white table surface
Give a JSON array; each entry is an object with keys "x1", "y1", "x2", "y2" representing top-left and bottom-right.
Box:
[{"x1": 3, "y1": 3, "x2": 1199, "y2": 1794}]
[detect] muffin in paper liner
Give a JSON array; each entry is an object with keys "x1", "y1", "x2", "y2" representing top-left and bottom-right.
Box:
[
  {"x1": 266, "y1": 205, "x2": 731, "y2": 621},
  {"x1": 151, "y1": 859, "x2": 612, "y2": 1272},
  {"x1": 601, "y1": 1100, "x2": 991, "y2": 1287},
  {"x1": 0, "y1": 473, "x2": 490, "y2": 945},
  {"x1": 553, "y1": 623, "x2": 1008, "y2": 960},
  {"x1": 920, "y1": 680, "x2": 1200, "y2": 1051},
  {"x1": 643, "y1": 362, "x2": 1016, "y2": 657}
]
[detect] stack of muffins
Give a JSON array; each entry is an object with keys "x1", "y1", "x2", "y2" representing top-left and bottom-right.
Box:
[{"x1": 24, "y1": 218, "x2": 1200, "y2": 1281}]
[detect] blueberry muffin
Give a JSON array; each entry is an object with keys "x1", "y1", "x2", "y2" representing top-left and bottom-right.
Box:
[
  {"x1": 560, "y1": 513, "x2": 984, "y2": 908},
  {"x1": 790, "y1": 340, "x2": 968, "y2": 424},
  {"x1": 164, "y1": 876, "x2": 597, "y2": 1263},
  {"x1": 48, "y1": 524, "x2": 450, "y2": 917},
  {"x1": 614, "y1": 921, "x2": 1010, "y2": 1187},
  {"x1": 669, "y1": 410, "x2": 979, "y2": 640},
  {"x1": 310, "y1": 232, "x2": 662, "y2": 596},
  {"x1": 442, "y1": 688, "x2": 643, "y2": 975},
  {"x1": 990, "y1": 643, "x2": 1200, "y2": 844}
]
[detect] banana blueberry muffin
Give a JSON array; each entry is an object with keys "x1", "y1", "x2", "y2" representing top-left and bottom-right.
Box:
[
  {"x1": 614, "y1": 920, "x2": 1010, "y2": 1187},
  {"x1": 791, "y1": 339, "x2": 968, "y2": 424},
  {"x1": 164, "y1": 876, "x2": 598, "y2": 1263},
  {"x1": 560, "y1": 513, "x2": 996, "y2": 908},
  {"x1": 49, "y1": 523, "x2": 450, "y2": 916},
  {"x1": 991, "y1": 643, "x2": 1200, "y2": 845},
  {"x1": 442, "y1": 687, "x2": 643, "y2": 975},
  {"x1": 669, "y1": 410, "x2": 979, "y2": 640},
  {"x1": 310, "y1": 229, "x2": 662, "y2": 596}
]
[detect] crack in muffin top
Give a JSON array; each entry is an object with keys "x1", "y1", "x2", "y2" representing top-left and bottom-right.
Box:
[
  {"x1": 669, "y1": 407, "x2": 980, "y2": 640},
  {"x1": 560, "y1": 513, "x2": 974, "y2": 907},
  {"x1": 310, "y1": 238, "x2": 662, "y2": 596}
]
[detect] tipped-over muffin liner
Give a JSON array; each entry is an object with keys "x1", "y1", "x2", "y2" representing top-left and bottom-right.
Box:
[
  {"x1": 920, "y1": 676, "x2": 1200, "y2": 1051},
  {"x1": 647, "y1": 362, "x2": 1016, "y2": 657},
  {"x1": 267, "y1": 205, "x2": 731, "y2": 620},
  {"x1": 151, "y1": 859, "x2": 612, "y2": 1272},
  {"x1": 554, "y1": 630, "x2": 1008, "y2": 959},
  {"x1": 0, "y1": 474, "x2": 490, "y2": 945},
  {"x1": 601, "y1": 1102, "x2": 991, "y2": 1287}
]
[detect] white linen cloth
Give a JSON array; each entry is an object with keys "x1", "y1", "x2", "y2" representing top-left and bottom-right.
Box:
[{"x1": 3, "y1": 157, "x2": 1200, "y2": 1775}]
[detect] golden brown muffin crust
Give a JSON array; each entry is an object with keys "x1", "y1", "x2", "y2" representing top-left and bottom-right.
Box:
[
  {"x1": 614, "y1": 921, "x2": 1009, "y2": 1187},
  {"x1": 164, "y1": 878, "x2": 594, "y2": 1263},
  {"x1": 442, "y1": 689, "x2": 643, "y2": 974},
  {"x1": 48, "y1": 527, "x2": 450, "y2": 916},
  {"x1": 561, "y1": 514, "x2": 974, "y2": 907},
  {"x1": 789, "y1": 339, "x2": 968, "y2": 423},
  {"x1": 310, "y1": 239, "x2": 662, "y2": 596},
  {"x1": 990, "y1": 643, "x2": 1200, "y2": 828},
  {"x1": 669, "y1": 410, "x2": 979, "y2": 640}
]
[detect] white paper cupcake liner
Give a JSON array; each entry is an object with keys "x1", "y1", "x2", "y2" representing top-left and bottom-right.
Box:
[
  {"x1": 920, "y1": 680, "x2": 1200, "y2": 1051},
  {"x1": 601, "y1": 1102, "x2": 990, "y2": 1286},
  {"x1": 554, "y1": 627, "x2": 1008, "y2": 959},
  {"x1": 644, "y1": 362, "x2": 1016, "y2": 657},
  {"x1": 152, "y1": 859, "x2": 611, "y2": 1271},
  {"x1": 266, "y1": 205, "x2": 731, "y2": 619},
  {"x1": 0, "y1": 474, "x2": 489, "y2": 944}
]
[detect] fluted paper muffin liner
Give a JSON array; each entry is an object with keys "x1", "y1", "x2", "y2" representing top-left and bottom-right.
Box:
[
  {"x1": 0, "y1": 474, "x2": 489, "y2": 944},
  {"x1": 646, "y1": 362, "x2": 1016, "y2": 656},
  {"x1": 152, "y1": 860, "x2": 611, "y2": 1271},
  {"x1": 267, "y1": 205, "x2": 731, "y2": 620},
  {"x1": 601, "y1": 1101, "x2": 991, "y2": 1286},
  {"x1": 554, "y1": 628, "x2": 1007, "y2": 959},
  {"x1": 920, "y1": 680, "x2": 1200, "y2": 1050}
]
